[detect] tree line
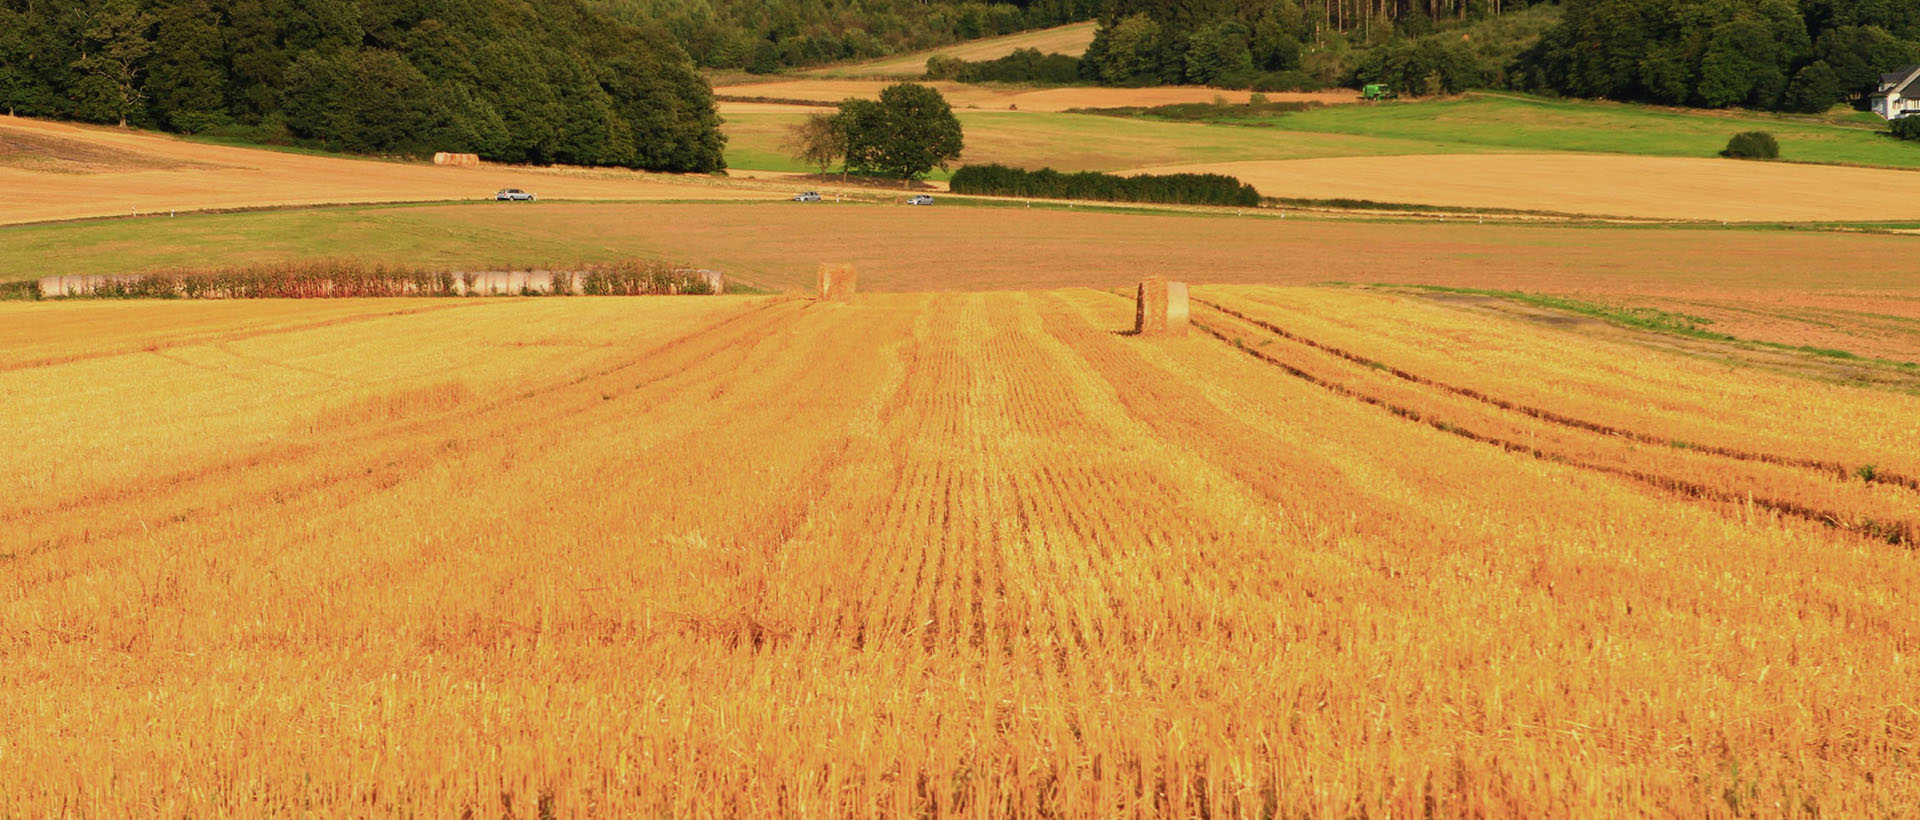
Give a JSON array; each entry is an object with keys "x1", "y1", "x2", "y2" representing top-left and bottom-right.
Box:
[
  {"x1": 0, "y1": 0, "x2": 727, "y2": 171},
  {"x1": 1074, "y1": 0, "x2": 1558, "y2": 91},
  {"x1": 948, "y1": 164, "x2": 1261, "y2": 206},
  {"x1": 1073, "y1": 0, "x2": 1920, "y2": 113},
  {"x1": 591, "y1": 0, "x2": 1100, "y2": 74},
  {"x1": 1518, "y1": 0, "x2": 1920, "y2": 112}
]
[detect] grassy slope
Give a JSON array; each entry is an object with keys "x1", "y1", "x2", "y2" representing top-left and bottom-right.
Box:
[
  {"x1": 1128, "y1": 93, "x2": 1920, "y2": 168},
  {"x1": 723, "y1": 92, "x2": 1920, "y2": 175}
]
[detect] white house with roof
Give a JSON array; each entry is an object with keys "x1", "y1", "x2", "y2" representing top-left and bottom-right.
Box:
[{"x1": 1871, "y1": 65, "x2": 1920, "y2": 119}]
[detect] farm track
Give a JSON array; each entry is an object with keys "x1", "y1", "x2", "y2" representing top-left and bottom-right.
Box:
[{"x1": 1182, "y1": 295, "x2": 1920, "y2": 545}]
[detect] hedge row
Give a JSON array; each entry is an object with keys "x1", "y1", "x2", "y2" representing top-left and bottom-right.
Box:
[
  {"x1": 948, "y1": 164, "x2": 1261, "y2": 207},
  {"x1": 34, "y1": 259, "x2": 718, "y2": 300}
]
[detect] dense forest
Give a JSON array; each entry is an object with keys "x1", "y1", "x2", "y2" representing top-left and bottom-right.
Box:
[
  {"x1": 0, "y1": 0, "x2": 727, "y2": 170},
  {"x1": 6, "y1": 0, "x2": 1918, "y2": 169},
  {"x1": 1519, "y1": 0, "x2": 1920, "y2": 112},
  {"x1": 1075, "y1": 0, "x2": 1920, "y2": 112},
  {"x1": 591, "y1": 0, "x2": 1100, "y2": 72},
  {"x1": 1075, "y1": 0, "x2": 1560, "y2": 91}
]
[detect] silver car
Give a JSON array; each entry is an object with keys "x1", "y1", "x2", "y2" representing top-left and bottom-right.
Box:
[
  {"x1": 495, "y1": 188, "x2": 535, "y2": 201},
  {"x1": 906, "y1": 195, "x2": 934, "y2": 206},
  {"x1": 792, "y1": 191, "x2": 821, "y2": 202}
]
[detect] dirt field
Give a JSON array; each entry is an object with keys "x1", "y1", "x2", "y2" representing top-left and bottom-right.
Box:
[
  {"x1": 0, "y1": 116, "x2": 778, "y2": 224},
  {"x1": 399, "y1": 202, "x2": 1920, "y2": 298},
  {"x1": 1129, "y1": 153, "x2": 1920, "y2": 222},
  {"x1": 714, "y1": 79, "x2": 1355, "y2": 112},
  {"x1": 11, "y1": 200, "x2": 1920, "y2": 356},
  {"x1": 6, "y1": 287, "x2": 1917, "y2": 818},
  {"x1": 803, "y1": 22, "x2": 1100, "y2": 78}
]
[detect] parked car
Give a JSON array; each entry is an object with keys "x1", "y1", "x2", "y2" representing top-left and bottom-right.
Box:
[
  {"x1": 906, "y1": 195, "x2": 935, "y2": 206},
  {"x1": 495, "y1": 188, "x2": 535, "y2": 201},
  {"x1": 792, "y1": 191, "x2": 821, "y2": 202}
]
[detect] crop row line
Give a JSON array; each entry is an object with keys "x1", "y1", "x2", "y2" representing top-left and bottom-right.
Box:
[
  {"x1": 1192, "y1": 297, "x2": 1919, "y2": 492},
  {"x1": 1183, "y1": 314, "x2": 1915, "y2": 547}
]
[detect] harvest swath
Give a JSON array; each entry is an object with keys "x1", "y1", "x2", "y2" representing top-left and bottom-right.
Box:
[{"x1": 5, "y1": 289, "x2": 1917, "y2": 818}]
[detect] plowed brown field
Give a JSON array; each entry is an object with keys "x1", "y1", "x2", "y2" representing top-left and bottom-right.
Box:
[
  {"x1": 1129, "y1": 154, "x2": 1920, "y2": 222},
  {"x1": 0, "y1": 115, "x2": 776, "y2": 224}
]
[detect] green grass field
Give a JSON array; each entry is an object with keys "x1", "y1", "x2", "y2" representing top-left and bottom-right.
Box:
[
  {"x1": 1077, "y1": 92, "x2": 1920, "y2": 168},
  {"x1": 0, "y1": 204, "x2": 632, "y2": 281},
  {"x1": 1265, "y1": 94, "x2": 1919, "y2": 166},
  {"x1": 724, "y1": 92, "x2": 1920, "y2": 175}
]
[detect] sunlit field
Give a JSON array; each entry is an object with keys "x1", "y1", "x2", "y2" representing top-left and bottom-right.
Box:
[{"x1": 5, "y1": 287, "x2": 1917, "y2": 818}]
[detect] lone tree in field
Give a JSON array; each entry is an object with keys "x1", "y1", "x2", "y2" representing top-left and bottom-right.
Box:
[
  {"x1": 837, "y1": 83, "x2": 964, "y2": 186},
  {"x1": 783, "y1": 112, "x2": 846, "y2": 175}
]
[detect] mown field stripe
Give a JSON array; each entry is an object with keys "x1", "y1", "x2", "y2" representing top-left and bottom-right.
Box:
[
  {"x1": 1178, "y1": 303, "x2": 1916, "y2": 546},
  {"x1": 1192, "y1": 296, "x2": 1920, "y2": 493}
]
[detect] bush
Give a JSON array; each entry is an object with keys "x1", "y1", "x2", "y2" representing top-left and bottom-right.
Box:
[
  {"x1": 1891, "y1": 118, "x2": 1920, "y2": 141},
  {"x1": 1721, "y1": 131, "x2": 1779, "y2": 159},
  {"x1": 927, "y1": 49, "x2": 1083, "y2": 85},
  {"x1": 925, "y1": 55, "x2": 964, "y2": 81},
  {"x1": 949, "y1": 164, "x2": 1261, "y2": 207}
]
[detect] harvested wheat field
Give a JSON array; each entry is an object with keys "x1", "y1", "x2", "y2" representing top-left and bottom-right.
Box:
[
  {"x1": 804, "y1": 22, "x2": 1101, "y2": 78},
  {"x1": 0, "y1": 115, "x2": 777, "y2": 225},
  {"x1": 4, "y1": 286, "x2": 1918, "y2": 818},
  {"x1": 1130, "y1": 153, "x2": 1920, "y2": 222},
  {"x1": 713, "y1": 79, "x2": 1354, "y2": 112}
]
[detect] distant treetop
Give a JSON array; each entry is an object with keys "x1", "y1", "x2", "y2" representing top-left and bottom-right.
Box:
[{"x1": 0, "y1": 0, "x2": 728, "y2": 172}]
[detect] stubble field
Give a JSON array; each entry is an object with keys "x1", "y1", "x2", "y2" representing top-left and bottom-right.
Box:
[
  {"x1": 1130, "y1": 154, "x2": 1920, "y2": 222},
  {"x1": 7, "y1": 82, "x2": 1920, "y2": 818},
  {"x1": 5, "y1": 284, "x2": 1918, "y2": 818}
]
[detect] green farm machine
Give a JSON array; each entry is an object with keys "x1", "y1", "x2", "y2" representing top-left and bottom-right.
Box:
[{"x1": 1361, "y1": 84, "x2": 1398, "y2": 101}]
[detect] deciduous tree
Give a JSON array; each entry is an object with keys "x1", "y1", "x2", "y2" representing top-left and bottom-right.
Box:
[{"x1": 837, "y1": 83, "x2": 964, "y2": 185}]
